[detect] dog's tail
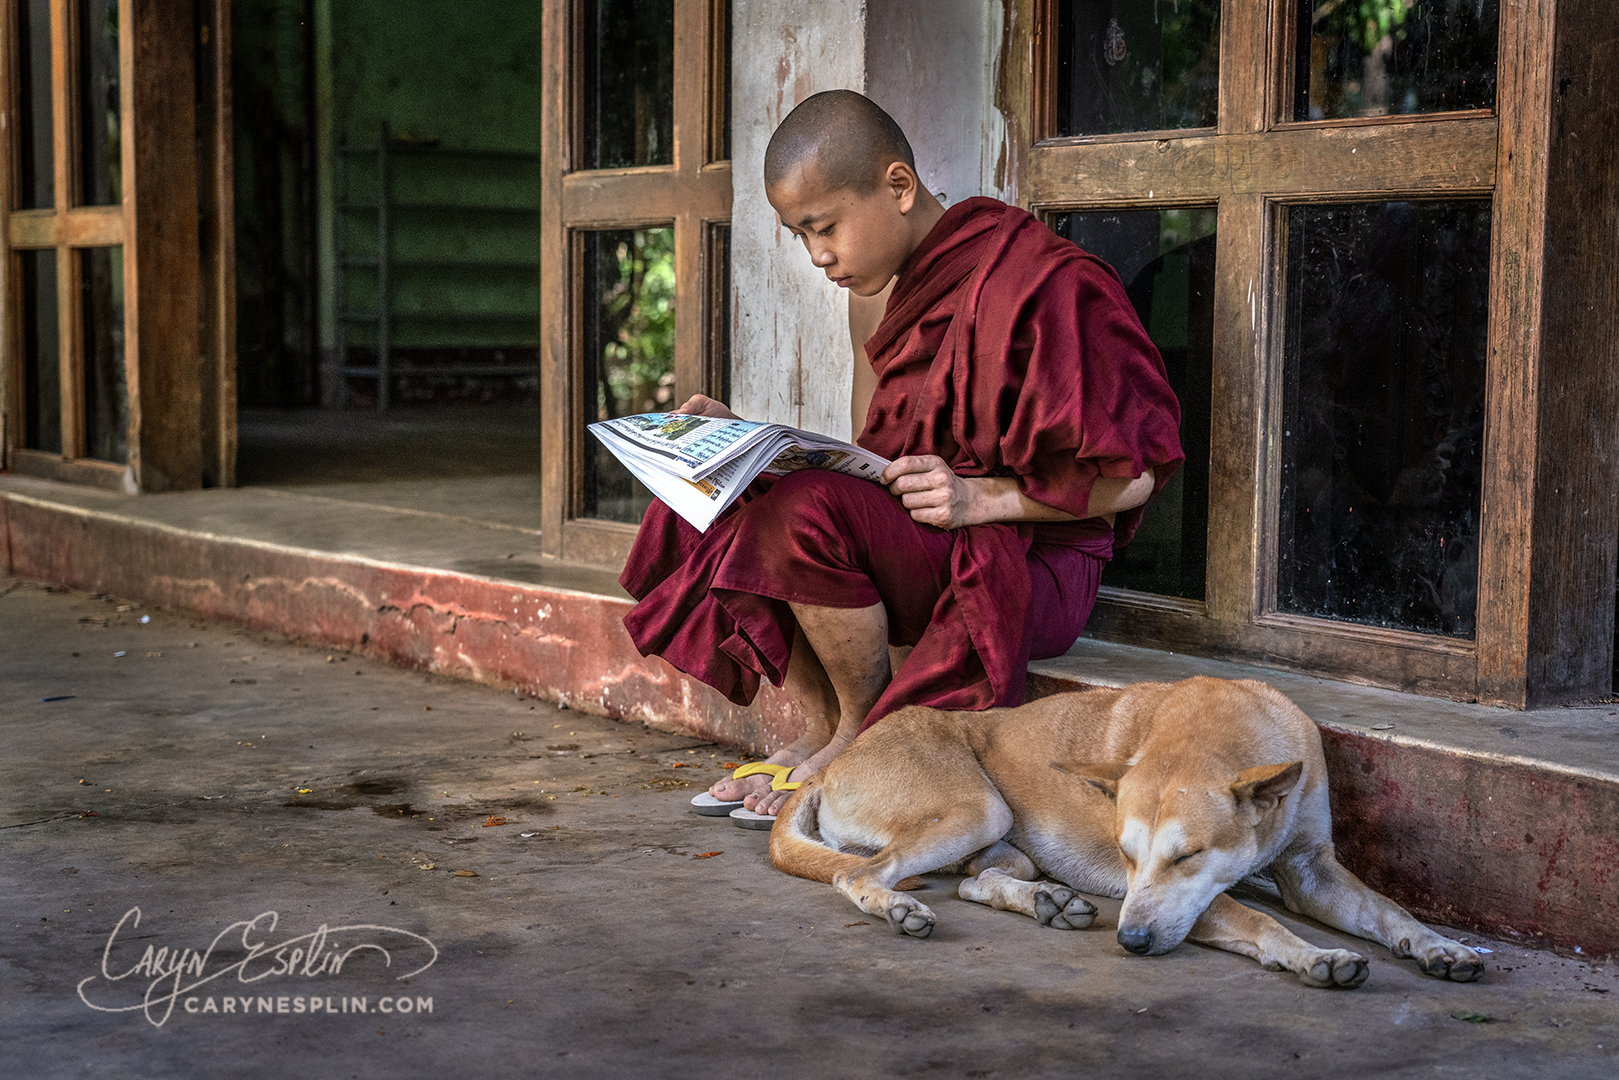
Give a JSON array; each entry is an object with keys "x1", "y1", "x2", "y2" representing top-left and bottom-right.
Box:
[{"x1": 768, "y1": 786, "x2": 922, "y2": 890}]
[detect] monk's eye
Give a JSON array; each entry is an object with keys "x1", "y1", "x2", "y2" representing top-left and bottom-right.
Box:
[{"x1": 1173, "y1": 850, "x2": 1203, "y2": 866}]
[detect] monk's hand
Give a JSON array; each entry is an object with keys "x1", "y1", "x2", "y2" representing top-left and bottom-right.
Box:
[
  {"x1": 673, "y1": 394, "x2": 741, "y2": 421},
  {"x1": 882, "y1": 455, "x2": 978, "y2": 529}
]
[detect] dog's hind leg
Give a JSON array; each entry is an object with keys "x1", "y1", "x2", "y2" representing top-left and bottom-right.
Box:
[
  {"x1": 1271, "y1": 844, "x2": 1484, "y2": 982},
  {"x1": 832, "y1": 796, "x2": 1013, "y2": 939},
  {"x1": 958, "y1": 851, "x2": 1098, "y2": 931}
]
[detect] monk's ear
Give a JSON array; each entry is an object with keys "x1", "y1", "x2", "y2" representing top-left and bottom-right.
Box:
[
  {"x1": 885, "y1": 160, "x2": 918, "y2": 211},
  {"x1": 1052, "y1": 760, "x2": 1130, "y2": 801},
  {"x1": 1231, "y1": 762, "x2": 1303, "y2": 813}
]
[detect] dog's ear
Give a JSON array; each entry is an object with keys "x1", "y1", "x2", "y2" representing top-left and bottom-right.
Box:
[
  {"x1": 1231, "y1": 761, "x2": 1304, "y2": 812},
  {"x1": 1052, "y1": 760, "x2": 1130, "y2": 800}
]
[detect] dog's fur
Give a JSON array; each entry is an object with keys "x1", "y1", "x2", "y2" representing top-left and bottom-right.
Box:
[{"x1": 770, "y1": 677, "x2": 1483, "y2": 988}]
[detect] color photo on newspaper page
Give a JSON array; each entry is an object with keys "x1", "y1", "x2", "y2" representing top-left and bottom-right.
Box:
[{"x1": 588, "y1": 412, "x2": 890, "y2": 531}]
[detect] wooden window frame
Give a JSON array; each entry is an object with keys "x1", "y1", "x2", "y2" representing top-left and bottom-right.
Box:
[
  {"x1": 1012, "y1": 0, "x2": 1619, "y2": 707},
  {"x1": 540, "y1": 0, "x2": 732, "y2": 566},
  {"x1": 0, "y1": 0, "x2": 232, "y2": 492}
]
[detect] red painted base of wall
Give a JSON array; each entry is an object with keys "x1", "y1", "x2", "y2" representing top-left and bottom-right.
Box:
[{"x1": 4, "y1": 490, "x2": 1614, "y2": 956}]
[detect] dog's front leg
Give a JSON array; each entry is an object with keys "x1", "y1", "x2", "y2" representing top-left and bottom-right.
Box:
[
  {"x1": 1272, "y1": 845, "x2": 1484, "y2": 982},
  {"x1": 959, "y1": 864, "x2": 1098, "y2": 930},
  {"x1": 1188, "y1": 893, "x2": 1369, "y2": 988}
]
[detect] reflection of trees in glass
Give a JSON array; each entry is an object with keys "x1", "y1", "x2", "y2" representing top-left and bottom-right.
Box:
[
  {"x1": 1055, "y1": 0, "x2": 1220, "y2": 135},
  {"x1": 1302, "y1": 0, "x2": 1498, "y2": 120},
  {"x1": 592, "y1": 228, "x2": 674, "y2": 421}
]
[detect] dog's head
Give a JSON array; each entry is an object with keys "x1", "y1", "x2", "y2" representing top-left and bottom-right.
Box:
[{"x1": 1054, "y1": 756, "x2": 1303, "y2": 957}]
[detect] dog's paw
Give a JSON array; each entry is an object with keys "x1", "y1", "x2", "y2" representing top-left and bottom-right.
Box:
[
  {"x1": 1298, "y1": 948, "x2": 1369, "y2": 989},
  {"x1": 1403, "y1": 937, "x2": 1485, "y2": 982},
  {"x1": 1033, "y1": 886, "x2": 1097, "y2": 930},
  {"x1": 885, "y1": 895, "x2": 936, "y2": 939}
]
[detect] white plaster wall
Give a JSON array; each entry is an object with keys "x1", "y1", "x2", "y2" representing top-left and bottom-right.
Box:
[
  {"x1": 729, "y1": 0, "x2": 869, "y2": 437},
  {"x1": 728, "y1": 1, "x2": 1007, "y2": 440},
  {"x1": 865, "y1": 0, "x2": 1011, "y2": 208}
]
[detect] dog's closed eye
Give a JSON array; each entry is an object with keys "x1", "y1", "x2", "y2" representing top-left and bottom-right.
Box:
[{"x1": 1173, "y1": 850, "x2": 1204, "y2": 865}]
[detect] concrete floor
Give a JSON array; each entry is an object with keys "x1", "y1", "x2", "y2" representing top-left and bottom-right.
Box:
[{"x1": 4, "y1": 576, "x2": 1616, "y2": 1080}]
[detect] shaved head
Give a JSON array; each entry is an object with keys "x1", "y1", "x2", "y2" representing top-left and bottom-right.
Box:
[{"x1": 765, "y1": 90, "x2": 915, "y2": 194}]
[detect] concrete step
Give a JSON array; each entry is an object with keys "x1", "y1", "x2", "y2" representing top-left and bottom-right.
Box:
[{"x1": 4, "y1": 474, "x2": 1615, "y2": 957}]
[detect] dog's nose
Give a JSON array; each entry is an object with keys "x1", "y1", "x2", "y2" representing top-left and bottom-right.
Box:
[{"x1": 1117, "y1": 927, "x2": 1154, "y2": 955}]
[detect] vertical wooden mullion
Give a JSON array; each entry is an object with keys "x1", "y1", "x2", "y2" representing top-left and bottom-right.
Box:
[
  {"x1": 1217, "y1": 0, "x2": 1271, "y2": 135},
  {"x1": 116, "y1": 0, "x2": 137, "y2": 480},
  {"x1": 539, "y1": 0, "x2": 569, "y2": 557},
  {"x1": 48, "y1": 0, "x2": 81, "y2": 457},
  {"x1": 0, "y1": 0, "x2": 15, "y2": 463},
  {"x1": 1474, "y1": 0, "x2": 1550, "y2": 707},
  {"x1": 670, "y1": 0, "x2": 706, "y2": 405},
  {"x1": 1203, "y1": 191, "x2": 1270, "y2": 623}
]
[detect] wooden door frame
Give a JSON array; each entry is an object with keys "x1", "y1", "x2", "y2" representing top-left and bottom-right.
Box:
[
  {"x1": 1, "y1": 0, "x2": 233, "y2": 493},
  {"x1": 540, "y1": 0, "x2": 732, "y2": 566}
]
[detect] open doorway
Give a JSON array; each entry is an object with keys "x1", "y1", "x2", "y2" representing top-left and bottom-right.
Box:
[{"x1": 232, "y1": 0, "x2": 542, "y2": 529}]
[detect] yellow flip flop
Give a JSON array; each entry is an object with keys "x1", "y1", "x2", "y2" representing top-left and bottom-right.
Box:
[
  {"x1": 689, "y1": 762, "x2": 801, "y2": 816},
  {"x1": 731, "y1": 762, "x2": 802, "y2": 791}
]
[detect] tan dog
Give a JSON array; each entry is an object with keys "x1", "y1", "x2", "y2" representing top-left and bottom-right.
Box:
[{"x1": 770, "y1": 677, "x2": 1484, "y2": 988}]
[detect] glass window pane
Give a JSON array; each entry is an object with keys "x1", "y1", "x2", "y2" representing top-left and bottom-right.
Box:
[
  {"x1": 1295, "y1": 0, "x2": 1499, "y2": 121},
  {"x1": 81, "y1": 246, "x2": 127, "y2": 463},
  {"x1": 580, "y1": 0, "x2": 674, "y2": 169},
  {"x1": 709, "y1": 221, "x2": 731, "y2": 406},
  {"x1": 79, "y1": 0, "x2": 122, "y2": 206},
  {"x1": 580, "y1": 226, "x2": 675, "y2": 522},
  {"x1": 1054, "y1": 0, "x2": 1220, "y2": 136},
  {"x1": 1278, "y1": 200, "x2": 1491, "y2": 637},
  {"x1": 17, "y1": 0, "x2": 56, "y2": 209},
  {"x1": 21, "y1": 250, "x2": 62, "y2": 453},
  {"x1": 1051, "y1": 208, "x2": 1216, "y2": 601}
]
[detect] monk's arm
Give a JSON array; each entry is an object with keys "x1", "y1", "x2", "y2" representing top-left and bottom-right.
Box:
[{"x1": 883, "y1": 455, "x2": 1154, "y2": 529}]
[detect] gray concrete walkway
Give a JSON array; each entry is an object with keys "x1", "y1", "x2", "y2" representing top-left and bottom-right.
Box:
[{"x1": 3, "y1": 576, "x2": 1615, "y2": 1079}]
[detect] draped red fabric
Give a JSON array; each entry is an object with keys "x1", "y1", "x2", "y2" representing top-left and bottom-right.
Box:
[{"x1": 620, "y1": 197, "x2": 1183, "y2": 727}]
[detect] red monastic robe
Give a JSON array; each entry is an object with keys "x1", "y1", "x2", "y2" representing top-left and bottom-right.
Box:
[{"x1": 621, "y1": 197, "x2": 1183, "y2": 727}]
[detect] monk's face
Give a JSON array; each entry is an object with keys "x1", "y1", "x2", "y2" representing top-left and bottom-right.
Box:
[{"x1": 767, "y1": 163, "x2": 922, "y2": 296}]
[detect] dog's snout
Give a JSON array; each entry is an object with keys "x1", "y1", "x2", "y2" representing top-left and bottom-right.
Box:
[{"x1": 1117, "y1": 926, "x2": 1154, "y2": 955}]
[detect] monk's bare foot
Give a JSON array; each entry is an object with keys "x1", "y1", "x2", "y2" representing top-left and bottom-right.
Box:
[
  {"x1": 706, "y1": 748, "x2": 811, "y2": 804},
  {"x1": 740, "y1": 729, "x2": 856, "y2": 817}
]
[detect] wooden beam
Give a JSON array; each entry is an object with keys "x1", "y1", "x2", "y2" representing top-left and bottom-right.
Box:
[
  {"x1": 124, "y1": 0, "x2": 200, "y2": 490},
  {"x1": 540, "y1": 0, "x2": 568, "y2": 558},
  {"x1": 1026, "y1": 116, "x2": 1497, "y2": 207},
  {"x1": 6, "y1": 205, "x2": 122, "y2": 247},
  {"x1": 1478, "y1": 0, "x2": 1619, "y2": 706}
]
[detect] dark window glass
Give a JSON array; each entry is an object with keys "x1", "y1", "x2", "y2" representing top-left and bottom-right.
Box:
[
  {"x1": 1278, "y1": 201, "x2": 1490, "y2": 637},
  {"x1": 79, "y1": 0, "x2": 122, "y2": 206},
  {"x1": 82, "y1": 246, "x2": 127, "y2": 463},
  {"x1": 580, "y1": 0, "x2": 674, "y2": 169},
  {"x1": 1051, "y1": 208, "x2": 1216, "y2": 601},
  {"x1": 1294, "y1": 0, "x2": 1498, "y2": 121},
  {"x1": 17, "y1": 0, "x2": 56, "y2": 209},
  {"x1": 1054, "y1": 0, "x2": 1220, "y2": 136},
  {"x1": 719, "y1": 0, "x2": 732, "y2": 161},
  {"x1": 21, "y1": 250, "x2": 62, "y2": 453},
  {"x1": 580, "y1": 226, "x2": 675, "y2": 522},
  {"x1": 709, "y1": 221, "x2": 731, "y2": 406}
]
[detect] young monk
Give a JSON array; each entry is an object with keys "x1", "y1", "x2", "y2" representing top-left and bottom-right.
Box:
[{"x1": 620, "y1": 90, "x2": 1184, "y2": 819}]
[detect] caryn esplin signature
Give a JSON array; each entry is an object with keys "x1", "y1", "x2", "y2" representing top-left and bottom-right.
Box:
[{"x1": 77, "y1": 907, "x2": 439, "y2": 1028}]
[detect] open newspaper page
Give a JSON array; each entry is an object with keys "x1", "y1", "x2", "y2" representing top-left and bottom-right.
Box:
[{"x1": 588, "y1": 412, "x2": 891, "y2": 532}]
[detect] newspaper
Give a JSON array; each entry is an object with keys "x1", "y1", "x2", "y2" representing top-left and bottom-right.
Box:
[{"x1": 588, "y1": 412, "x2": 891, "y2": 531}]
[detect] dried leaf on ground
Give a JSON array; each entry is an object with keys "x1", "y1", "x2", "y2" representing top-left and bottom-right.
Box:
[
  {"x1": 483, "y1": 815, "x2": 508, "y2": 827},
  {"x1": 453, "y1": 869, "x2": 478, "y2": 878},
  {"x1": 692, "y1": 851, "x2": 722, "y2": 859}
]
